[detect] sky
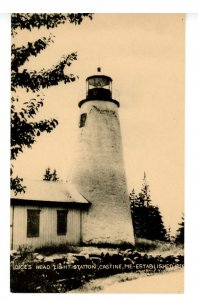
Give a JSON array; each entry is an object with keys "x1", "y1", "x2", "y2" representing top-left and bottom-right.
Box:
[{"x1": 12, "y1": 14, "x2": 184, "y2": 235}]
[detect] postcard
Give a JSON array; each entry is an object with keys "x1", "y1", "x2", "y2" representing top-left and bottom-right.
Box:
[{"x1": 10, "y1": 13, "x2": 184, "y2": 293}]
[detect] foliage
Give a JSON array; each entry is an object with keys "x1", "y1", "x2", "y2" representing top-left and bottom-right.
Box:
[
  {"x1": 130, "y1": 173, "x2": 167, "y2": 241},
  {"x1": 131, "y1": 205, "x2": 167, "y2": 241},
  {"x1": 10, "y1": 248, "x2": 184, "y2": 292},
  {"x1": 35, "y1": 244, "x2": 79, "y2": 256},
  {"x1": 43, "y1": 168, "x2": 59, "y2": 181},
  {"x1": 18, "y1": 245, "x2": 34, "y2": 259},
  {"x1": 11, "y1": 96, "x2": 58, "y2": 161},
  {"x1": 11, "y1": 13, "x2": 93, "y2": 194},
  {"x1": 134, "y1": 238, "x2": 158, "y2": 252},
  {"x1": 175, "y1": 215, "x2": 184, "y2": 245},
  {"x1": 10, "y1": 167, "x2": 26, "y2": 195},
  {"x1": 129, "y1": 188, "x2": 137, "y2": 209},
  {"x1": 11, "y1": 13, "x2": 93, "y2": 36}
]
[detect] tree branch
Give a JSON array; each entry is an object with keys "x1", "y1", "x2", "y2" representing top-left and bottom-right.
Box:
[
  {"x1": 11, "y1": 52, "x2": 77, "y2": 92},
  {"x1": 11, "y1": 13, "x2": 93, "y2": 36},
  {"x1": 11, "y1": 35, "x2": 53, "y2": 72},
  {"x1": 11, "y1": 116, "x2": 58, "y2": 160}
]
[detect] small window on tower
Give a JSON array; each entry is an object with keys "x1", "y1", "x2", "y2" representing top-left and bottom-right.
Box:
[{"x1": 79, "y1": 113, "x2": 87, "y2": 128}]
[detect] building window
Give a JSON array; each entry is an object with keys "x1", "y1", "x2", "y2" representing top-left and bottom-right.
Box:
[
  {"x1": 57, "y1": 210, "x2": 68, "y2": 235},
  {"x1": 27, "y1": 210, "x2": 40, "y2": 237},
  {"x1": 79, "y1": 113, "x2": 87, "y2": 128}
]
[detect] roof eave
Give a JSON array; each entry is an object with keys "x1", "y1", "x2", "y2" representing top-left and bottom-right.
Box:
[{"x1": 11, "y1": 198, "x2": 91, "y2": 208}]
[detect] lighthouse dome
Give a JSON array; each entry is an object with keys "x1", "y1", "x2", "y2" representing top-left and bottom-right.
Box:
[
  {"x1": 86, "y1": 74, "x2": 112, "y2": 100},
  {"x1": 79, "y1": 71, "x2": 119, "y2": 108}
]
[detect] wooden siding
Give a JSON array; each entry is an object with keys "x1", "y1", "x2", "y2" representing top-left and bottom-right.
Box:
[{"x1": 11, "y1": 205, "x2": 82, "y2": 249}]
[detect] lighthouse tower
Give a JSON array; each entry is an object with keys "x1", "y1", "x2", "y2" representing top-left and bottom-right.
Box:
[{"x1": 71, "y1": 69, "x2": 134, "y2": 245}]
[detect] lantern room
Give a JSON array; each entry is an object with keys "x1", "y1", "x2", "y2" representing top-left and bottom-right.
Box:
[
  {"x1": 78, "y1": 69, "x2": 120, "y2": 108},
  {"x1": 86, "y1": 74, "x2": 112, "y2": 100}
]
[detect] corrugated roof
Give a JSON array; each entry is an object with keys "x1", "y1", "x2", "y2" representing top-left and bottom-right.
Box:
[{"x1": 11, "y1": 179, "x2": 90, "y2": 205}]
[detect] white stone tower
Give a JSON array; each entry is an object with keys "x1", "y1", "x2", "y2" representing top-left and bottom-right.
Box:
[{"x1": 71, "y1": 69, "x2": 135, "y2": 245}]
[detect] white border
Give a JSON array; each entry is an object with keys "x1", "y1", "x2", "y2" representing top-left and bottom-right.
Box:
[
  {"x1": 0, "y1": 12, "x2": 10, "y2": 296},
  {"x1": 0, "y1": 1, "x2": 198, "y2": 13},
  {"x1": 1, "y1": 11, "x2": 198, "y2": 300},
  {"x1": 185, "y1": 13, "x2": 198, "y2": 298}
]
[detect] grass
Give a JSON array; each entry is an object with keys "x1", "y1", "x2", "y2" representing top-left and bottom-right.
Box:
[
  {"x1": 81, "y1": 242, "x2": 134, "y2": 250},
  {"x1": 134, "y1": 238, "x2": 158, "y2": 252},
  {"x1": 34, "y1": 244, "x2": 80, "y2": 256},
  {"x1": 34, "y1": 241, "x2": 134, "y2": 256},
  {"x1": 34, "y1": 238, "x2": 183, "y2": 257},
  {"x1": 20, "y1": 238, "x2": 183, "y2": 259},
  {"x1": 11, "y1": 239, "x2": 184, "y2": 293}
]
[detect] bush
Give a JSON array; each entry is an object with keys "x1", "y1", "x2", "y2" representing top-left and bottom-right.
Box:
[{"x1": 10, "y1": 247, "x2": 184, "y2": 293}]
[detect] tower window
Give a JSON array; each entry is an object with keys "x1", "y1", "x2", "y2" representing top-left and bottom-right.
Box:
[
  {"x1": 79, "y1": 113, "x2": 87, "y2": 128},
  {"x1": 57, "y1": 210, "x2": 68, "y2": 235},
  {"x1": 27, "y1": 209, "x2": 40, "y2": 237}
]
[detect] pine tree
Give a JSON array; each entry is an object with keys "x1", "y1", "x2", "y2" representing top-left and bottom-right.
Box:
[
  {"x1": 43, "y1": 167, "x2": 52, "y2": 181},
  {"x1": 51, "y1": 169, "x2": 59, "y2": 181},
  {"x1": 130, "y1": 173, "x2": 167, "y2": 241},
  {"x1": 129, "y1": 188, "x2": 137, "y2": 208},
  {"x1": 139, "y1": 172, "x2": 151, "y2": 207},
  {"x1": 11, "y1": 13, "x2": 93, "y2": 194},
  {"x1": 175, "y1": 215, "x2": 184, "y2": 245},
  {"x1": 166, "y1": 227, "x2": 171, "y2": 242},
  {"x1": 43, "y1": 168, "x2": 59, "y2": 181}
]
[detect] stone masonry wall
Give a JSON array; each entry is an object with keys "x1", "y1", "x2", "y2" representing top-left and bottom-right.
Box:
[{"x1": 71, "y1": 100, "x2": 135, "y2": 245}]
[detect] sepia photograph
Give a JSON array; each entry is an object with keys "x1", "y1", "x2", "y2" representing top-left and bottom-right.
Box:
[{"x1": 10, "y1": 13, "x2": 184, "y2": 293}]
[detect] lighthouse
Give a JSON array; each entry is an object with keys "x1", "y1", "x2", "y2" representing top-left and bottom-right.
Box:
[{"x1": 71, "y1": 69, "x2": 135, "y2": 245}]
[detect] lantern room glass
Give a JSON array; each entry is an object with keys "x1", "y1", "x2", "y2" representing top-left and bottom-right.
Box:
[{"x1": 86, "y1": 76, "x2": 112, "y2": 97}]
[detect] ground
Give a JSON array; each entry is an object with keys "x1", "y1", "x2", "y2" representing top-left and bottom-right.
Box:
[
  {"x1": 11, "y1": 239, "x2": 184, "y2": 293},
  {"x1": 70, "y1": 268, "x2": 184, "y2": 293}
]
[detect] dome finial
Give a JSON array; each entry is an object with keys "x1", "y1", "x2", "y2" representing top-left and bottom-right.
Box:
[{"x1": 97, "y1": 67, "x2": 101, "y2": 73}]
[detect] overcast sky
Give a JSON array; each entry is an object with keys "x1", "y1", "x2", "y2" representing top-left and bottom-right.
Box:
[{"x1": 13, "y1": 14, "x2": 184, "y2": 234}]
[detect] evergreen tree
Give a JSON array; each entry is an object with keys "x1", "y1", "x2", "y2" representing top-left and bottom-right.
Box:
[
  {"x1": 43, "y1": 167, "x2": 52, "y2": 181},
  {"x1": 131, "y1": 204, "x2": 167, "y2": 241},
  {"x1": 51, "y1": 169, "x2": 59, "y2": 181},
  {"x1": 175, "y1": 215, "x2": 184, "y2": 245},
  {"x1": 11, "y1": 13, "x2": 93, "y2": 194},
  {"x1": 165, "y1": 227, "x2": 171, "y2": 242},
  {"x1": 129, "y1": 188, "x2": 138, "y2": 209},
  {"x1": 139, "y1": 172, "x2": 151, "y2": 207},
  {"x1": 43, "y1": 168, "x2": 59, "y2": 181},
  {"x1": 130, "y1": 173, "x2": 167, "y2": 241}
]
